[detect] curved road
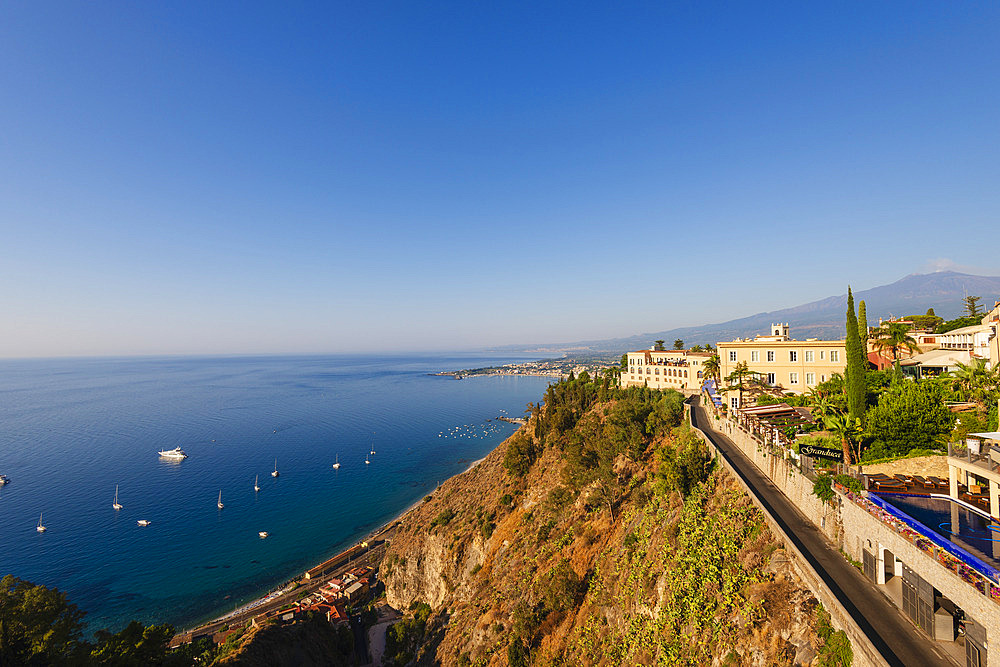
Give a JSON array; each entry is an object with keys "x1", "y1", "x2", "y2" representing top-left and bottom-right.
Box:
[{"x1": 690, "y1": 398, "x2": 955, "y2": 667}]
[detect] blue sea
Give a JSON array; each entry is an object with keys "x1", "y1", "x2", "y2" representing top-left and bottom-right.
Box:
[{"x1": 0, "y1": 354, "x2": 552, "y2": 635}]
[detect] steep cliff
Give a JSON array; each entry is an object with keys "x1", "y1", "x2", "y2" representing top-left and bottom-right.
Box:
[{"x1": 381, "y1": 378, "x2": 848, "y2": 666}]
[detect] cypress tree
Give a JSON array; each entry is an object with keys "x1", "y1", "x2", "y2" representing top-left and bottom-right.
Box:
[
  {"x1": 845, "y1": 287, "x2": 867, "y2": 429},
  {"x1": 858, "y1": 300, "x2": 868, "y2": 345}
]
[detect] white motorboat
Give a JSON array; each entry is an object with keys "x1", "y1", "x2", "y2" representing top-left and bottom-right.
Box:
[
  {"x1": 365, "y1": 456, "x2": 370, "y2": 465},
  {"x1": 254, "y1": 475, "x2": 260, "y2": 492},
  {"x1": 217, "y1": 490, "x2": 224, "y2": 510},
  {"x1": 137, "y1": 519, "x2": 151, "y2": 526},
  {"x1": 332, "y1": 454, "x2": 341, "y2": 470},
  {"x1": 113, "y1": 484, "x2": 123, "y2": 511},
  {"x1": 36, "y1": 513, "x2": 46, "y2": 533},
  {"x1": 271, "y1": 458, "x2": 279, "y2": 477},
  {"x1": 158, "y1": 447, "x2": 188, "y2": 459},
  {"x1": 0, "y1": 474, "x2": 9, "y2": 486},
  {"x1": 258, "y1": 531, "x2": 269, "y2": 539}
]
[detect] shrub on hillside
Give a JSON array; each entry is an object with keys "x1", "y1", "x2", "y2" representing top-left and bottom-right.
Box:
[
  {"x1": 655, "y1": 428, "x2": 713, "y2": 498},
  {"x1": 503, "y1": 431, "x2": 539, "y2": 477},
  {"x1": 864, "y1": 380, "x2": 953, "y2": 460}
]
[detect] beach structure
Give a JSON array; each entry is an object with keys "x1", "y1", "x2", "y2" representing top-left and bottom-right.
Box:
[
  {"x1": 620, "y1": 348, "x2": 714, "y2": 392},
  {"x1": 304, "y1": 543, "x2": 366, "y2": 580},
  {"x1": 716, "y1": 324, "x2": 847, "y2": 408}
]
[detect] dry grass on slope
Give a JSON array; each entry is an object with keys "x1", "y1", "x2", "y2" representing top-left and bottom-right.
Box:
[{"x1": 382, "y1": 402, "x2": 839, "y2": 667}]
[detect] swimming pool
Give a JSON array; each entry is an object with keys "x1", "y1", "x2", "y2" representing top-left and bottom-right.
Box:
[{"x1": 873, "y1": 493, "x2": 1000, "y2": 573}]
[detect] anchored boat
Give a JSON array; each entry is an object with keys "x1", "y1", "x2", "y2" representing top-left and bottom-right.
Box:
[{"x1": 158, "y1": 447, "x2": 187, "y2": 459}]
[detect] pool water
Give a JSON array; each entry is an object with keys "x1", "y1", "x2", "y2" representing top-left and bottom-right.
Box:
[{"x1": 876, "y1": 493, "x2": 1000, "y2": 571}]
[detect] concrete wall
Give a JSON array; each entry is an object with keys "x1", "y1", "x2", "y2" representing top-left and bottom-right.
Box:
[{"x1": 687, "y1": 407, "x2": 887, "y2": 667}]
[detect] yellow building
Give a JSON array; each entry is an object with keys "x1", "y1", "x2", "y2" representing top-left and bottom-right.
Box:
[
  {"x1": 716, "y1": 324, "x2": 847, "y2": 409},
  {"x1": 621, "y1": 348, "x2": 714, "y2": 392}
]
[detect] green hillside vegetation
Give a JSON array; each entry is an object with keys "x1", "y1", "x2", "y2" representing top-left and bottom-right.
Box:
[{"x1": 382, "y1": 376, "x2": 843, "y2": 665}]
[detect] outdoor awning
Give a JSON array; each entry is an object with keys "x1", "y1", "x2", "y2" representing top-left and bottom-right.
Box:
[
  {"x1": 739, "y1": 403, "x2": 815, "y2": 426},
  {"x1": 968, "y1": 432, "x2": 1000, "y2": 441}
]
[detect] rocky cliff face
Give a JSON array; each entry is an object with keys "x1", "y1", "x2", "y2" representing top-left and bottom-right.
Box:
[
  {"x1": 381, "y1": 388, "x2": 845, "y2": 666},
  {"x1": 383, "y1": 422, "x2": 542, "y2": 612}
]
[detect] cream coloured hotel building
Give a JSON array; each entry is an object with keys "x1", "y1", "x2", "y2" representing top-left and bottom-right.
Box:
[
  {"x1": 716, "y1": 324, "x2": 847, "y2": 408},
  {"x1": 621, "y1": 349, "x2": 714, "y2": 392}
]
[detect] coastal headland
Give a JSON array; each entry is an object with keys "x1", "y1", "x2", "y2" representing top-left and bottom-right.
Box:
[{"x1": 432, "y1": 353, "x2": 616, "y2": 381}]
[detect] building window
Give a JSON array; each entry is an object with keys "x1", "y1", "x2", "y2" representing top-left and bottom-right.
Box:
[
  {"x1": 804, "y1": 350, "x2": 814, "y2": 362},
  {"x1": 729, "y1": 350, "x2": 737, "y2": 362},
  {"x1": 820, "y1": 351, "x2": 825, "y2": 360},
  {"x1": 821, "y1": 374, "x2": 826, "y2": 382},
  {"x1": 789, "y1": 351, "x2": 798, "y2": 362},
  {"x1": 767, "y1": 350, "x2": 775, "y2": 362},
  {"x1": 789, "y1": 372, "x2": 799, "y2": 384},
  {"x1": 830, "y1": 350, "x2": 840, "y2": 362},
  {"x1": 806, "y1": 372, "x2": 815, "y2": 385},
  {"x1": 654, "y1": 368, "x2": 659, "y2": 375},
  {"x1": 750, "y1": 350, "x2": 759, "y2": 362},
  {"x1": 731, "y1": 397, "x2": 739, "y2": 409},
  {"x1": 767, "y1": 373, "x2": 776, "y2": 385}
]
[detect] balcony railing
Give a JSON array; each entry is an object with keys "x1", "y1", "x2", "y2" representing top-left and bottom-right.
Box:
[{"x1": 949, "y1": 441, "x2": 1000, "y2": 476}]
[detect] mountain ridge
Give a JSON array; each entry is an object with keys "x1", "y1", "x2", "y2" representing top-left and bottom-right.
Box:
[{"x1": 493, "y1": 271, "x2": 1000, "y2": 355}]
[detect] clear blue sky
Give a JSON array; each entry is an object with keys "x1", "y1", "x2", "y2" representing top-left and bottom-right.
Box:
[{"x1": 1, "y1": 2, "x2": 998, "y2": 357}]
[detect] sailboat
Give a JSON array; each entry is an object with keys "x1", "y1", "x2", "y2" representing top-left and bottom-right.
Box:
[
  {"x1": 113, "y1": 485, "x2": 123, "y2": 511},
  {"x1": 36, "y1": 513, "x2": 46, "y2": 533},
  {"x1": 271, "y1": 458, "x2": 280, "y2": 478},
  {"x1": 332, "y1": 454, "x2": 341, "y2": 470},
  {"x1": 254, "y1": 475, "x2": 260, "y2": 492},
  {"x1": 217, "y1": 490, "x2": 224, "y2": 509}
]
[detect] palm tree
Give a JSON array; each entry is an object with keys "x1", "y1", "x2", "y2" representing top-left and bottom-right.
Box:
[
  {"x1": 945, "y1": 358, "x2": 999, "y2": 408},
  {"x1": 823, "y1": 411, "x2": 863, "y2": 465},
  {"x1": 871, "y1": 322, "x2": 920, "y2": 363},
  {"x1": 808, "y1": 393, "x2": 836, "y2": 422},
  {"x1": 724, "y1": 361, "x2": 763, "y2": 409},
  {"x1": 702, "y1": 354, "x2": 721, "y2": 390}
]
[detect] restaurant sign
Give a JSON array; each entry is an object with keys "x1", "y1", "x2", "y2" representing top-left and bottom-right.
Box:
[{"x1": 800, "y1": 444, "x2": 842, "y2": 461}]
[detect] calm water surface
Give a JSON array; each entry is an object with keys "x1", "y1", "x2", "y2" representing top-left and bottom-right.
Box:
[{"x1": 0, "y1": 355, "x2": 551, "y2": 634}]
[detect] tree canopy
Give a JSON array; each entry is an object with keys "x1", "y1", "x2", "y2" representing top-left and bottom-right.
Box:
[
  {"x1": 844, "y1": 287, "x2": 867, "y2": 425},
  {"x1": 864, "y1": 380, "x2": 953, "y2": 460},
  {"x1": 0, "y1": 575, "x2": 210, "y2": 667}
]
